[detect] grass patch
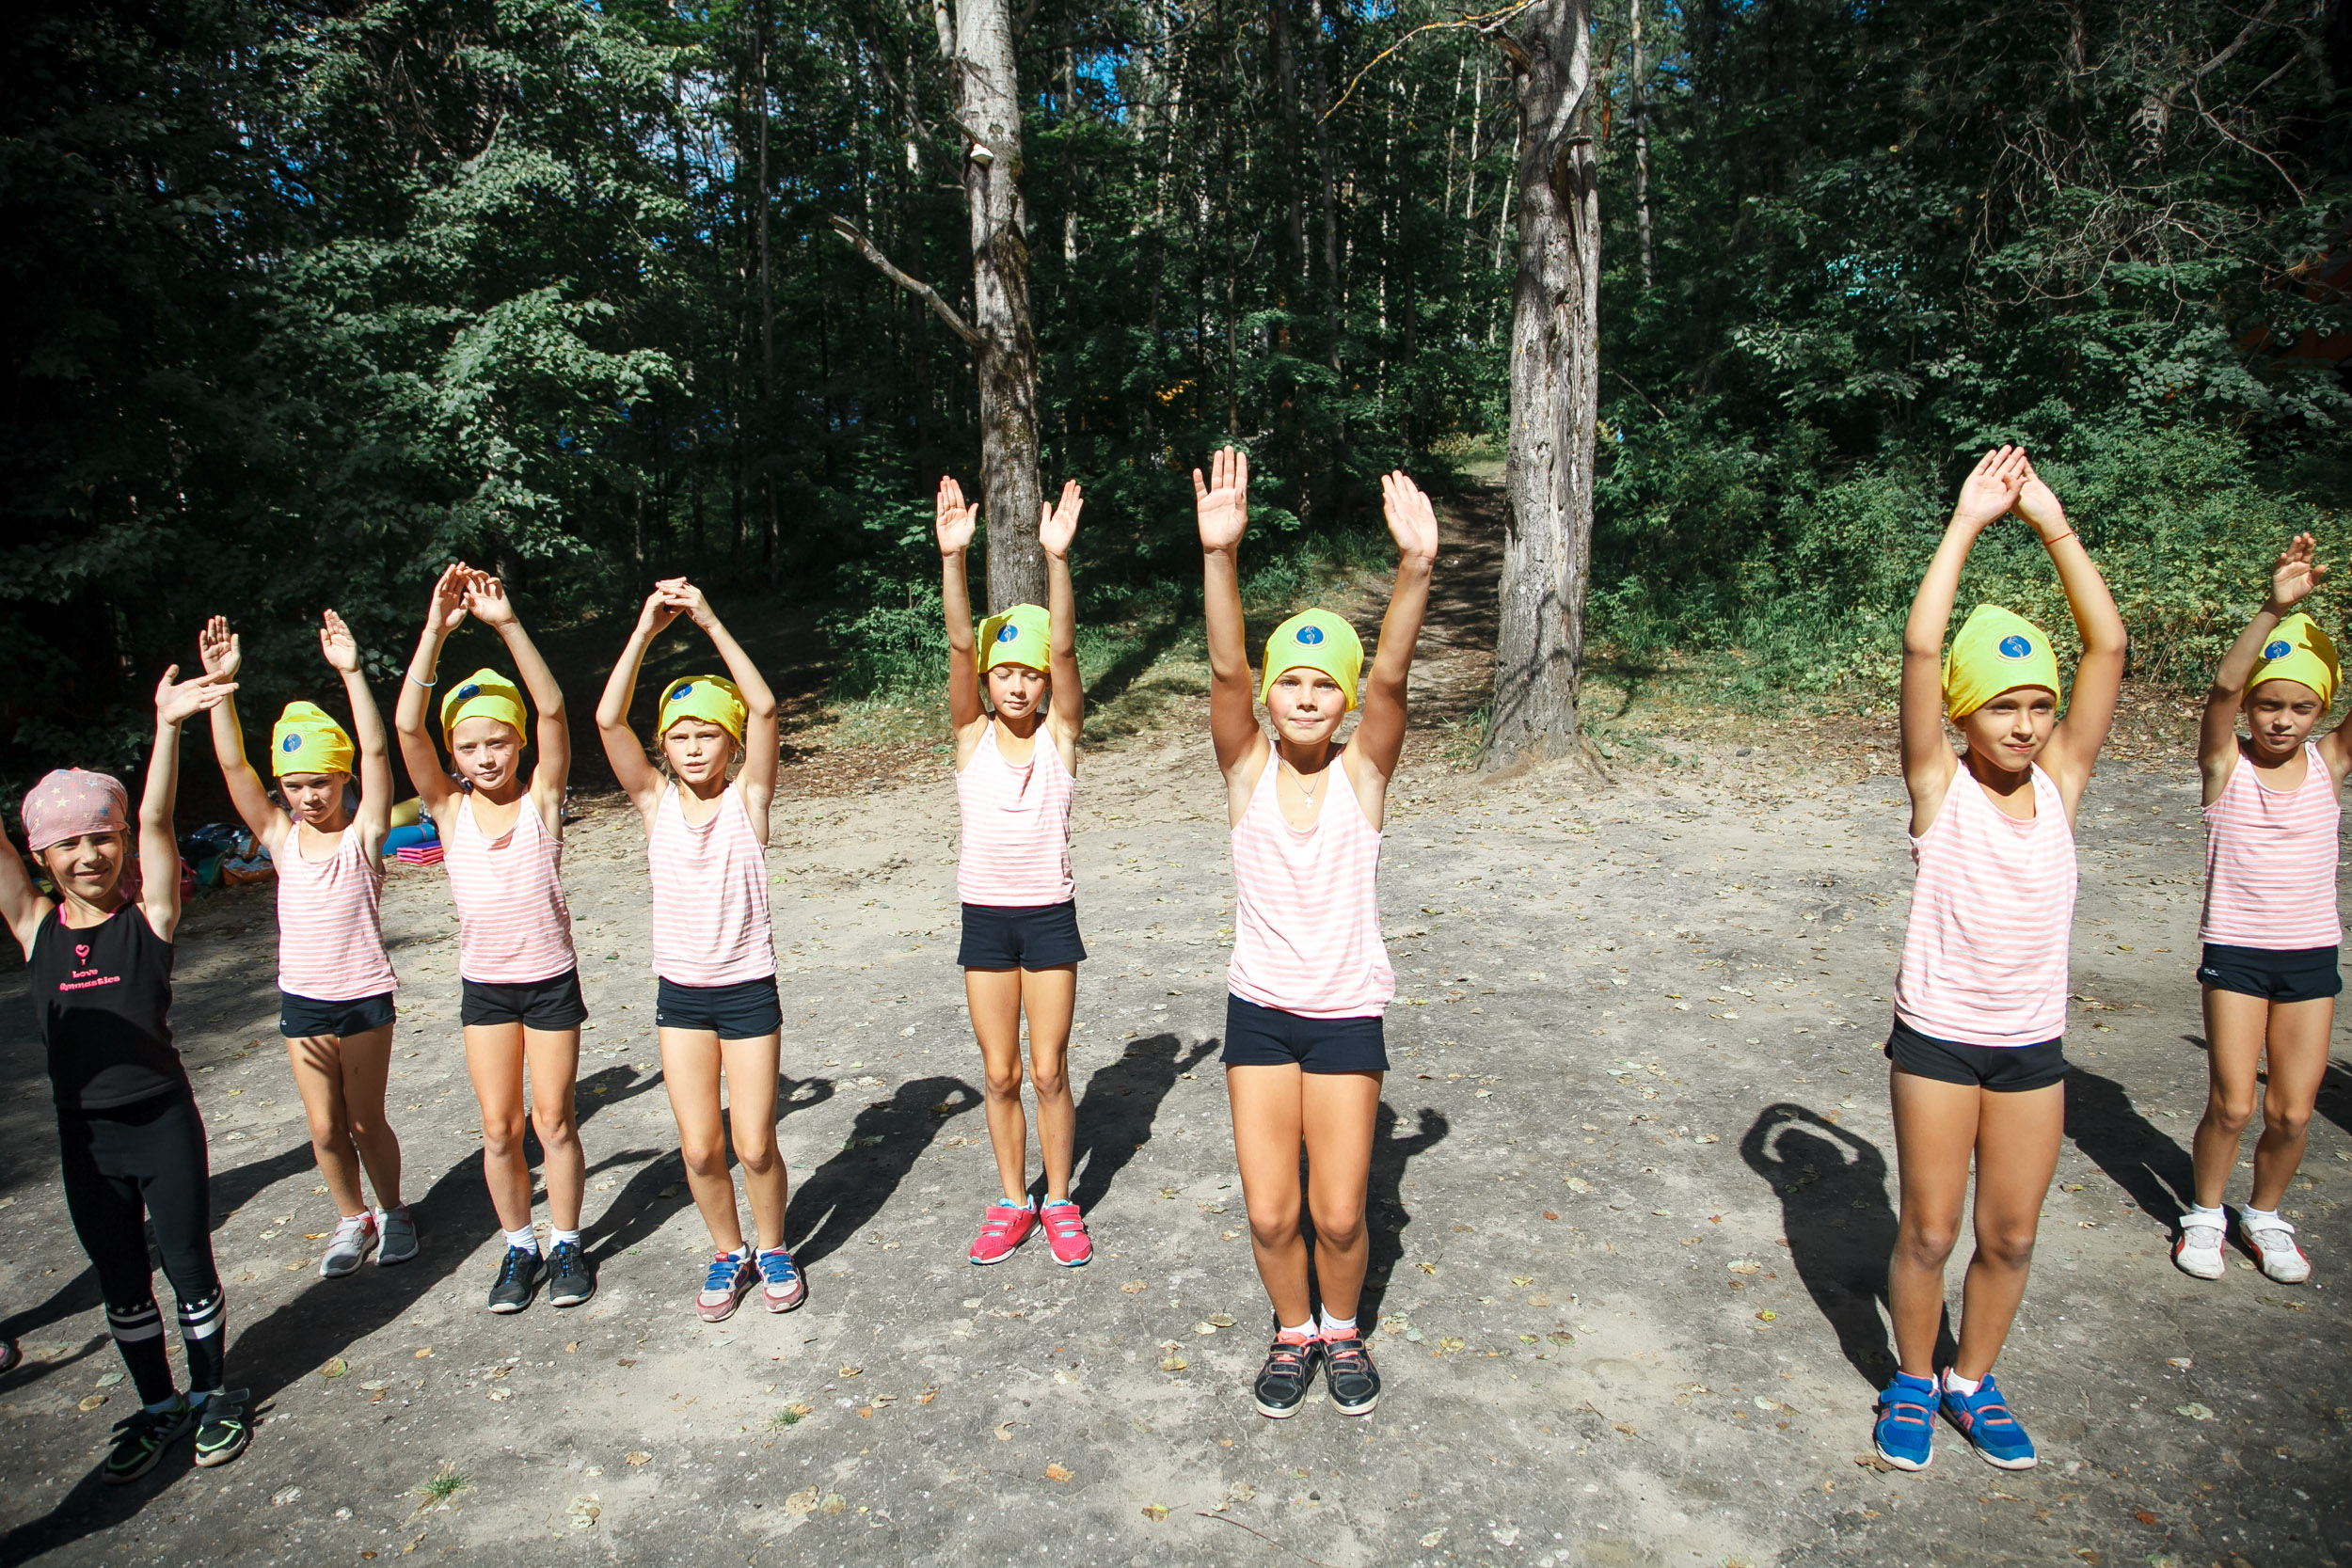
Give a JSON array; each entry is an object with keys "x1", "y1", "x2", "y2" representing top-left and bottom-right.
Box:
[{"x1": 416, "y1": 1465, "x2": 469, "y2": 1506}]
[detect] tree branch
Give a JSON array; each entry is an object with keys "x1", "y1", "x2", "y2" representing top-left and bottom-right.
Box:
[
  {"x1": 827, "y1": 215, "x2": 984, "y2": 346},
  {"x1": 1323, "y1": 4, "x2": 1536, "y2": 120}
]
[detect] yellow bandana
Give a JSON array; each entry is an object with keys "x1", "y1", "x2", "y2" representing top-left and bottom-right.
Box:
[
  {"x1": 1943, "y1": 604, "x2": 2061, "y2": 720},
  {"x1": 1260, "y1": 610, "x2": 1364, "y2": 711},
  {"x1": 658, "y1": 673, "x2": 747, "y2": 744},
  {"x1": 2249, "y1": 612, "x2": 2339, "y2": 708},
  {"x1": 977, "y1": 603, "x2": 1052, "y2": 678},
  {"x1": 439, "y1": 669, "x2": 529, "y2": 747},
  {"x1": 271, "y1": 701, "x2": 354, "y2": 778}
]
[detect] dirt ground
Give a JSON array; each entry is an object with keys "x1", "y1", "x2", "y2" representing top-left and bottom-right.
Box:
[{"x1": 0, "y1": 486, "x2": 2346, "y2": 1568}]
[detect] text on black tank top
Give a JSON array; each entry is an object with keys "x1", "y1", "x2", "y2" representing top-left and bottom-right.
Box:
[{"x1": 30, "y1": 904, "x2": 185, "y2": 1111}]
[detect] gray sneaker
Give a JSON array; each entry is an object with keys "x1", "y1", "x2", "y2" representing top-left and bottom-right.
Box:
[
  {"x1": 375, "y1": 1204, "x2": 420, "y2": 1266},
  {"x1": 319, "y1": 1212, "x2": 379, "y2": 1277}
]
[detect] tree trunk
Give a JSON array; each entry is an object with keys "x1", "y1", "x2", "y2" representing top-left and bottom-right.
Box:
[
  {"x1": 946, "y1": 0, "x2": 1045, "y2": 610},
  {"x1": 1629, "y1": 0, "x2": 1653, "y2": 288},
  {"x1": 1485, "y1": 0, "x2": 1600, "y2": 770}
]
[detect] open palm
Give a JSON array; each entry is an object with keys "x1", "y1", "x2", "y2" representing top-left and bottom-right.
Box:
[
  {"x1": 2272, "y1": 531, "x2": 2328, "y2": 610},
  {"x1": 1380, "y1": 471, "x2": 1438, "y2": 562},
  {"x1": 1952, "y1": 445, "x2": 2029, "y2": 531},
  {"x1": 936, "y1": 477, "x2": 979, "y2": 556},
  {"x1": 1039, "y1": 481, "x2": 1083, "y2": 559},
  {"x1": 319, "y1": 610, "x2": 360, "y2": 673},
  {"x1": 1193, "y1": 446, "x2": 1249, "y2": 551},
  {"x1": 198, "y1": 614, "x2": 241, "y2": 679}
]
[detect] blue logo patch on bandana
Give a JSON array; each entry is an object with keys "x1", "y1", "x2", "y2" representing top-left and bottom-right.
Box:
[
  {"x1": 281, "y1": 735, "x2": 299, "y2": 752},
  {"x1": 1997, "y1": 635, "x2": 2032, "y2": 659},
  {"x1": 1296, "y1": 626, "x2": 1325, "y2": 645},
  {"x1": 670, "y1": 682, "x2": 693, "y2": 700},
  {"x1": 456, "y1": 683, "x2": 480, "y2": 701},
  {"x1": 2265, "y1": 640, "x2": 2293, "y2": 659},
  {"x1": 996, "y1": 626, "x2": 1020, "y2": 643}
]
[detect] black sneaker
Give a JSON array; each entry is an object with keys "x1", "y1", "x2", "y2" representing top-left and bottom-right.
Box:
[
  {"x1": 546, "y1": 1240, "x2": 596, "y2": 1307},
  {"x1": 103, "y1": 1396, "x2": 194, "y2": 1484},
  {"x1": 1320, "y1": 1332, "x2": 1381, "y2": 1416},
  {"x1": 1251, "y1": 1332, "x2": 1321, "y2": 1418},
  {"x1": 486, "y1": 1245, "x2": 544, "y2": 1313},
  {"x1": 192, "y1": 1387, "x2": 252, "y2": 1469}
]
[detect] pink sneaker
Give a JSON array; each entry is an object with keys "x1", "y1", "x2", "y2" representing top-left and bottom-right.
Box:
[
  {"x1": 1040, "y1": 1200, "x2": 1092, "y2": 1267},
  {"x1": 697, "y1": 1252, "x2": 755, "y2": 1322},
  {"x1": 968, "y1": 1200, "x2": 1037, "y2": 1265}
]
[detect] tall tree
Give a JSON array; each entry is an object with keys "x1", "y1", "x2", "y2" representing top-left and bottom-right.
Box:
[{"x1": 1485, "y1": 0, "x2": 1601, "y2": 768}]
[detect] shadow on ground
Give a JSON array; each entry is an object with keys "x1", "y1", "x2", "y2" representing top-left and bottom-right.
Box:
[{"x1": 2065, "y1": 1067, "x2": 2193, "y2": 1222}]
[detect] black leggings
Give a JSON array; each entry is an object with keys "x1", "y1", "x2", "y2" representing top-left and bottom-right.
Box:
[{"x1": 56, "y1": 1090, "x2": 225, "y2": 1405}]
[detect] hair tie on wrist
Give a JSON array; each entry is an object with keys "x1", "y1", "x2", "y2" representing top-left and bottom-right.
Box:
[
  {"x1": 2042, "y1": 530, "x2": 2074, "y2": 547},
  {"x1": 409, "y1": 672, "x2": 437, "y2": 688}
]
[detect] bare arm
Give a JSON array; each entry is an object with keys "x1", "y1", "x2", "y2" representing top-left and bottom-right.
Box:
[
  {"x1": 1347, "y1": 470, "x2": 1438, "y2": 784},
  {"x1": 0, "y1": 832, "x2": 52, "y2": 958},
  {"x1": 1194, "y1": 447, "x2": 1263, "y2": 776},
  {"x1": 596, "y1": 589, "x2": 681, "y2": 818},
  {"x1": 938, "y1": 478, "x2": 984, "y2": 734},
  {"x1": 196, "y1": 616, "x2": 288, "y2": 854},
  {"x1": 142, "y1": 665, "x2": 238, "y2": 942},
  {"x1": 1900, "y1": 447, "x2": 2029, "y2": 832},
  {"x1": 323, "y1": 610, "x2": 393, "y2": 854},
  {"x1": 394, "y1": 565, "x2": 470, "y2": 822},
  {"x1": 465, "y1": 573, "x2": 571, "y2": 830},
  {"x1": 1040, "y1": 481, "x2": 1085, "y2": 744},
  {"x1": 672, "y1": 580, "x2": 781, "y2": 840},
  {"x1": 2017, "y1": 457, "x2": 2127, "y2": 802}
]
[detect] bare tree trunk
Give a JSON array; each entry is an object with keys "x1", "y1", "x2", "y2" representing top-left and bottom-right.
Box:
[
  {"x1": 755, "y1": 2, "x2": 780, "y2": 583},
  {"x1": 1485, "y1": 0, "x2": 1600, "y2": 770},
  {"x1": 1629, "y1": 0, "x2": 1653, "y2": 288}
]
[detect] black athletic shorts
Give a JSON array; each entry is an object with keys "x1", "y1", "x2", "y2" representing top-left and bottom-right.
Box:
[
  {"x1": 278, "y1": 990, "x2": 397, "y2": 1039},
  {"x1": 2197, "y1": 942, "x2": 2343, "y2": 1005},
  {"x1": 1220, "y1": 993, "x2": 1389, "y2": 1074},
  {"x1": 1884, "y1": 1018, "x2": 2066, "y2": 1092},
  {"x1": 958, "y1": 901, "x2": 1088, "y2": 970},
  {"x1": 460, "y1": 969, "x2": 588, "y2": 1030},
  {"x1": 655, "y1": 974, "x2": 783, "y2": 1037}
]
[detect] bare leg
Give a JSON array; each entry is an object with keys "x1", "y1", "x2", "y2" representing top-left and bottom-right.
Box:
[
  {"x1": 722, "y1": 1032, "x2": 788, "y2": 1251},
  {"x1": 2195, "y1": 988, "x2": 2269, "y2": 1210},
  {"x1": 967, "y1": 968, "x2": 1031, "y2": 1205},
  {"x1": 1299, "y1": 1070, "x2": 1384, "y2": 1320},
  {"x1": 1949, "y1": 1082, "x2": 2064, "y2": 1380},
  {"x1": 1886, "y1": 1069, "x2": 1979, "y2": 1379},
  {"x1": 524, "y1": 1026, "x2": 585, "y2": 1231},
  {"x1": 1229, "y1": 1064, "x2": 1310, "y2": 1324},
  {"x1": 286, "y1": 1034, "x2": 366, "y2": 1216},
  {"x1": 465, "y1": 1023, "x2": 532, "y2": 1232},
  {"x1": 1020, "y1": 965, "x2": 1078, "y2": 1201},
  {"x1": 333, "y1": 1023, "x2": 402, "y2": 1209},
  {"x1": 661, "y1": 1027, "x2": 744, "y2": 1254},
  {"x1": 2249, "y1": 997, "x2": 2330, "y2": 1211}
]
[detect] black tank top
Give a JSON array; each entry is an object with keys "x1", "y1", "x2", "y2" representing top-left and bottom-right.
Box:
[{"x1": 28, "y1": 904, "x2": 186, "y2": 1111}]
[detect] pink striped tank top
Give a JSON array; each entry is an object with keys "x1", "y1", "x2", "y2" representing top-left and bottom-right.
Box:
[
  {"x1": 1894, "y1": 764, "x2": 2076, "y2": 1047},
  {"x1": 2201, "y1": 742, "x2": 2343, "y2": 949},
  {"x1": 275, "y1": 822, "x2": 397, "y2": 1002},
  {"x1": 649, "y1": 784, "x2": 776, "y2": 986},
  {"x1": 442, "y1": 794, "x2": 575, "y2": 985},
  {"x1": 954, "y1": 722, "x2": 1075, "y2": 908},
  {"x1": 1226, "y1": 740, "x2": 1394, "y2": 1019}
]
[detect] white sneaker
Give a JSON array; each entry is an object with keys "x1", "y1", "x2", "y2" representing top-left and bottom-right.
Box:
[
  {"x1": 2235, "y1": 1209, "x2": 2311, "y2": 1284},
  {"x1": 320, "y1": 1211, "x2": 379, "y2": 1277},
  {"x1": 2171, "y1": 1217, "x2": 2226, "y2": 1280},
  {"x1": 375, "y1": 1204, "x2": 419, "y2": 1266}
]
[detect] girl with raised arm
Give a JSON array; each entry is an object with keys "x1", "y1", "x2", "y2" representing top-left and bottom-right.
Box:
[
  {"x1": 938, "y1": 477, "x2": 1095, "y2": 1268},
  {"x1": 596, "y1": 578, "x2": 800, "y2": 1320},
  {"x1": 199, "y1": 610, "x2": 414, "y2": 1277},
  {"x1": 1195, "y1": 447, "x2": 1437, "y2": 1420},
  {"x1": 0, "y1": 666, "x2": 254, "y2": 1481},
  {"x1": 2176, "y1": 533, "x2": 2344, "y2": 1285},
  {"x1": 393, "y1": 565, "x2": 593, "y2": 1314},
  {"x1": 1874, "y1": 447, "x2": 2125, "y2": 1473}
]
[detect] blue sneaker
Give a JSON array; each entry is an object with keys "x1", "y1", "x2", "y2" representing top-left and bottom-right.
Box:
[
  {"x1": 757, "y1": 1246, "x2": 806, "y2": 1313},
  {"x1": 1872, "y1": 1372, "x2": 1938, "y2": 1470},
  {"x1": 696, "y1": 1250, "x2": 755, "y2": 1323},
  {"x1": 1941, "y1": 1373, "x2": 2038, "y2": 1469}
]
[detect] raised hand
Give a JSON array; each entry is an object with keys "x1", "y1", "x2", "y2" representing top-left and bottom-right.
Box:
[
  {"x1": 320, "y1": 609, "x2": 361, "y2": 673},
  {"x1": 1951, "y1": 445, "x2": 2030, "y2": 533},
  {"x1": 936, "y1": 477, "x2": 979, "y2": 556},
  {"x1": 2010, "y1": 452, "x2": 2069, "y2": 542},
  {"x1": 198, "y1": 615, "x2": 242, "y2": 679},
  {"x1": 1379, "y1": 470, "x2": 1439, "y2": 564},
  {"x1": 463, "y1": 570, "x2": 518, "y2": 629},
  {"x1": 656, "y1": 576, "x2": 715, "y2": 630},
  {"x1": 424, "y1": 563, "x2": 471, "y2": 637},
  {"x1": 1039, "y1": 481, "x2": 1083, "y2": 560},
  {"x1": 1192, "y1": 446, "x2": 1249, "y2": 552},
  {"x1": 156, "y1": 664, "x2": 236, "y2": 727},
  {"x1": 2270, "y1": 531, "x2": 2328, "y2": 610}
]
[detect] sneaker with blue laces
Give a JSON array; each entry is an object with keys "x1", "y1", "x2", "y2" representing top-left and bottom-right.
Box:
[
  {"x1": 1941, "y1": 1373, "x2": 2038, "y2": 1469},
  {"x1": 757, "y1": 1247, "x2": 806, "y2": 1312},
  {"x1": 697, "y1": 1251, "x2": 755, "y2": 1323},
  {"x1": 1871, "y1": 1371, "x2": 1938, "y2": 1471}
]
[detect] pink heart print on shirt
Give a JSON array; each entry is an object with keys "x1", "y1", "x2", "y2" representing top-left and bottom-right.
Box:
[{"x1": 75, "y1": 943, "x2": 89, "y2": 964}]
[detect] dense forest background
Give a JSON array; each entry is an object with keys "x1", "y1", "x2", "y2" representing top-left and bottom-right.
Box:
[{"x1": 3, "y1": 0, "x2": 2346, "y2": 798}]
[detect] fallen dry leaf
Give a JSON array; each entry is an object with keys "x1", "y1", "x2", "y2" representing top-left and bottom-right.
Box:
[
  {"x1": 624, "y1": 1452, "x2": 651, "y2": 1467},
  {"x1": 320, "y1": 1356, "x2": 348, "y2": 1379},
  {"x1": 1158, "y1": 1355, "x2": 1188, "y2": 1372},
  {"x1": 1044, "y1": 1463, "x2": 1074, "y2": 1482},
  {"x1": 783, "y1": 1489, "x2": 818, "y2": 1515},
  {"x1": 837, "y1": 1365, "x2": 863, "y2": 1378},
  {"x1": 1141, "y1": 1504, "x2": 1169, "y2": 1522},
  {"x1": 77, "y1": 1394, "x2": 107, "y2": 1413},
  {"x1": 993, "y1": 1421, "x2": 1015, "y2": 1441},
  {"x1": 413, "y1": 1348, "x2": 432, "y2": 1359},
  {"x1": 1120, "y1": 1280, "x2": 1147, "y2": 1294}
]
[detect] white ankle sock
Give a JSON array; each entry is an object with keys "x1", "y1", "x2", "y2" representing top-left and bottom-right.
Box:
[
  {"x1": 548, "y1": 1228, "x2": 580, "y2": 1248},
  {"x1": 144, "y1": 1393, "x2": 185, "y2": 1416},
  {"x1": 1279, "y1": 1318, "x2": 1315, "y2": 1340},
  {"x1": 1943, "y1": 1369, "x2": 1983, "y2": 1397},
  {"x1": 2182, "y1": 1203, "x2": 2225, "y2": 1223},
  {"x1": 2240, "y1": 1204, "x2": 2280, "y2": 1226},
  {"x1": 503, "y1": 1226, "x2": 538, "y2": 1252},
  {"x1": 1318, "y1": 1310, "x2": 1357, "y2": 1339}
]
